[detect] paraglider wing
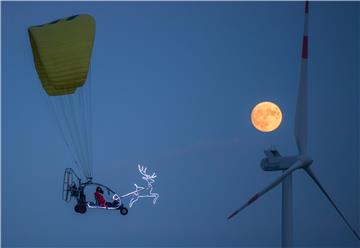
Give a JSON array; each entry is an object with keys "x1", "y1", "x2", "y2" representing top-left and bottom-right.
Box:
[
  {"x1": 28, "y1": 14, "x2": 95, "y2": 95},
  {"x1": 28, "y1": 14, "x2": 96, "y2": 179}
]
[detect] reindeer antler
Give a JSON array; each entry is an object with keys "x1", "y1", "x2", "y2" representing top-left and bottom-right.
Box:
[
  {"x1": 138, "y1": 164, "x2": 157, "y2": 179},
  {"x1": 138, "y1": 164, "x2": 146, "y2": 176}
]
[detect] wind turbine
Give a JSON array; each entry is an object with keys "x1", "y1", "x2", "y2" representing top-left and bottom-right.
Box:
[{"x1": 228, "y1": 1, "x2": 360, "y2": 247}]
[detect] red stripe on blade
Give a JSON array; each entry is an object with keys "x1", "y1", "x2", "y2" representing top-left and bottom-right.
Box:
[
  {"x1": 302, "y1": 36, "x2": 308, "y2": 59},
  {"x1": 248, "y1": 193, "x2": 259, "y2": 204},
  {"x1": 305, "y1": 1, "x2": 309, "y2": 14}
]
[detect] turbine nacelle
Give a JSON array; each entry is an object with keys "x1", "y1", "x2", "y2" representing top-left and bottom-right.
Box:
[{"x1": 261, "y1": 148, "x2": 313, "y2": 171}]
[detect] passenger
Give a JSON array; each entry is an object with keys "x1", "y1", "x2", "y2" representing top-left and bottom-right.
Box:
[
  {"x1": 94, "y1": 186, "x2": 106, "y2": 207},
  {"x1": 94, "y1": 186, "x2": 118, "y2": 207}
]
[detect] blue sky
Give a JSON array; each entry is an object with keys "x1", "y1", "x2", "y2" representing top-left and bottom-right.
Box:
[{"x1": 2, "y1": 1, "x2": 360, "y2": 247}]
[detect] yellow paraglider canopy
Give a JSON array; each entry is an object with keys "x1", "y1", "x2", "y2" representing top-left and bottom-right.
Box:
[
  {"x1": 28, "y1": 14, "x2": 95, "y2": 96},
  {"x1": 28, "y1": 14, "x2": 96, "y2": 179}
]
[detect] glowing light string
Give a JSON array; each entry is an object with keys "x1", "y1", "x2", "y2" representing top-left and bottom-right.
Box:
[{"x1": 120, "y1": 165, "x2": 159, "y2": 208}]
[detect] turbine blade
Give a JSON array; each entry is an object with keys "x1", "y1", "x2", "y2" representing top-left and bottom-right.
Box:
[
  {"x1": 228, "y1": 192, "x2": 262, "y2": 220},
  {"x1": 294, "y1": 0, "x2": 309, "y2": 155},
  {"x1": 228, "y1": 161, "x2": 304, "y2": 220},
  {"x1": 304, "y1": 167, "x2": 360, "y2": 240}
]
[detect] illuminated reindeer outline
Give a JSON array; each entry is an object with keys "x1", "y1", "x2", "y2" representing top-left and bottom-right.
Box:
[{"x1": 129, "y1": 165, "x2": 159, "y2": 208}]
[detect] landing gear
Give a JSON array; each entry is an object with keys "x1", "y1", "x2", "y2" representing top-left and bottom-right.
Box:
[{"x1": 74, "y1": 187, "x2": 87, "y2": 214}]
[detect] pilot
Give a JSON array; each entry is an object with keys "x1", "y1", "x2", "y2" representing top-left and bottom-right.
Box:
[
  {"x1": 94, "y1": 186, "x2": 118, "y2": 207},
  {"x1": 94, "y1": 186, "x2": 106, "y2": 207}
]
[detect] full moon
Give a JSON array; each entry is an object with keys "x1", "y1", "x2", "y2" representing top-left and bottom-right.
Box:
[{"x1": 251, "y1": 101, "x2": 282, "y2": 132}]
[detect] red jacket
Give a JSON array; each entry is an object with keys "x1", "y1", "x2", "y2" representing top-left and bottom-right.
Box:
[{"x1": 95, "y1": 191, "x2": 106, "y2": 207}]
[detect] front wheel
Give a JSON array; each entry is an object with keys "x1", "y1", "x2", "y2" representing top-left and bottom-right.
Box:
[{"x1": 120, "y1": 207, "x2": 128, "y2": 215}]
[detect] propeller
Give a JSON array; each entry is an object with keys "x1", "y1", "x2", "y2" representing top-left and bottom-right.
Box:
[{"x1": 228, "y1": 0, "x2": 360, "y2": 242}]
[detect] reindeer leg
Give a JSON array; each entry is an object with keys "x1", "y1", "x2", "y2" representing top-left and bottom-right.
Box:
[
  {"x1": 152, "y1": 193, "x2": 159, "y2": 204},
  {"x1": 129, "y1": 196, "x2": 139, "y2": 208}
]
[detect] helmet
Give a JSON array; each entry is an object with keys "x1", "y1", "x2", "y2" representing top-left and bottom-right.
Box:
[{"x1": 96, "y1": 186, "x2": 104, "y2": 194}]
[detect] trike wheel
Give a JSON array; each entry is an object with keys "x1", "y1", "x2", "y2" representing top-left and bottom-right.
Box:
[
  {"x1": 120, "y1": 207, "x2": 128, "y2": 215},
  {"x1": 78, "y1": 204, "x2": 87, "y2": 214},
  {"x1": 74, "y1": 204, "x2": 80, "y2": 213},
  {"x1": 75, "y1": 204, "x2": 87, "y2": 214}
]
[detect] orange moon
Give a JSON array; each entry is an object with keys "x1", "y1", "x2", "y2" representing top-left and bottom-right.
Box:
[{"x1": 251, "y1": 101, "x2": 282, "y2": 132}]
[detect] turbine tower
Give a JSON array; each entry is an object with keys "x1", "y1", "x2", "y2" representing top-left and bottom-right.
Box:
[{"x1": 228, "y1": 1, "x2": 360, "y2": 247}]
